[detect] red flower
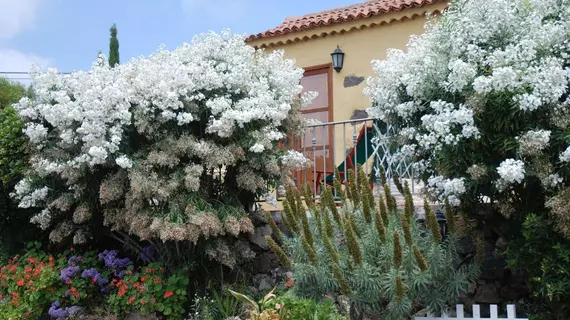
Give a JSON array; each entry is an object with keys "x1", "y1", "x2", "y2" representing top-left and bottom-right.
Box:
[
  {"x1": 26, "y1": 258, "x2": 36, "y2": 264},
  {"x1": 128, "y1": 297, "x2": 136, "y2": 304},
  {"x1": 133, "y1": 282, "x2": 140, "y2": 288},
  {"x1": 140, "y1": 299, "x2": 146, "y2": 305},
  {"x1": 141, "y1": 276, "x2": 148, "y2": 282},
  {"x1": 70, "y1": 248, "x2": 75, "y2": 252},
  {"x1": 16, "y1": 280, "x2": 24, "y2": 286},
  {"x1": 116, "y1": 280, "x2": 123, "y2": 287},
  {"x1": 284, "y1": 278, "x2": 295, "y2": 288},
  {"x1": 1, "y1": 274, "x2": 6, "y2": 279},
  {"x1": 164, "y1": 291, "x2": 174, "y2": 298},
  {"x1": 118, "y1": 285, "x2": 127, "y2": 296},
  {"x1": 24, "y1": 267, "x2": 32, "y2": 274},
  {"x1": 151, "y1": 297, "x2": 156, "y2": 303}
]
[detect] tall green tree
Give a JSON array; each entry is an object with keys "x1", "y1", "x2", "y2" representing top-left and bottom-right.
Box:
[{"x1": 109, "y1": 24, "x2": 120, "y2": 67}]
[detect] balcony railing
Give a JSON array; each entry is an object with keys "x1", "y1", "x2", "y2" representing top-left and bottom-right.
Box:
[{"x1": 286, "y1": 117, "x2": 420, "y2": 200}]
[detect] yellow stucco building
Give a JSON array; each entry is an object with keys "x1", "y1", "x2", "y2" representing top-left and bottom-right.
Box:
[{"x1": 249, "y1": 0, "x2": 447, "y2": 206}]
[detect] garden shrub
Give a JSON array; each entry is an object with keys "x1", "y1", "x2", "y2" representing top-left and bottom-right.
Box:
[
  {"x1": 0, "y1": 244, "x2": 188, "y2": 319},
  {"x1": 365, "y1": 0, "x2": 570, "y2": 316},
  {"x1": 0, "y1": 78, "x2": 39, "y2": 256},
  {"x1": 267, "y1": 168, "x2": 479, "y2": 319},
  {"x1": 10, "y1": 31, "x2": 311, "y2": 267}
]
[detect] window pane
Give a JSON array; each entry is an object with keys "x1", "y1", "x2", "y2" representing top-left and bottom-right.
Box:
[
  {"x1": 302, "y1": 111, "x2": 329, "y2": 146},
  {"x1": 301, "y1": 73, "x2": 328, "y2": 110}
]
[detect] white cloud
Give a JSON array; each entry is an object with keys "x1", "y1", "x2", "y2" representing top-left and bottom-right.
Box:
[
  {"x1": 181, "y1": 0, "x2": 250, "y2": 20},
  {"x1": 0, "y1": 49, "x2": 51, "y2": 85},
  {"x1": 0, "y1": 0, "x2": 43, "y2": 39}
]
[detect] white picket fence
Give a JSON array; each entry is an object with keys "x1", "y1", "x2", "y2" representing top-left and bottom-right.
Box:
[{"x1": 414, "y1": 304, "x2": 528, "y2": 320}]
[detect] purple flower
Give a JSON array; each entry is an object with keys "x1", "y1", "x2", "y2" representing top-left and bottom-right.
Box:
[
  {"x1": 60, "y1": 266, "x2": 79, "y2": 283},
  {"x1": 140, "y1": 245, "x2": 156, "y2": 263},
  {"x1": 49, "y1": 301, "x2": 69, "y2": 319},
  {"x1": 81, "y1": 268, "x2": 99, "y2": 279},
  {"x1": 98, "y1": 250, "x2": 132, "y2": 278},
  {"x1": 68, "y1": 255, "x2": 83, "y2": 266},
  {"x1": 48, "y1": 301, "x2": 81, "y2": 319}
]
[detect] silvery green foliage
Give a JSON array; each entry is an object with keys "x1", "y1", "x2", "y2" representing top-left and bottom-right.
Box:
[
  {"x1": 366, "y1": 0, "x2": 570, "y2": 214},
  {"x1": 287, "y1": 207, "x2": 478, "y2": 320},
  {"x1": 11, "y1": 30, "x2": 311, "y2": 246}
]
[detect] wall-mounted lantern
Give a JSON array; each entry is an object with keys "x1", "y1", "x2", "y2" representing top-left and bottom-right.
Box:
[{"x1": 331, "y1": 45, "x2": 345, "y2": 73}]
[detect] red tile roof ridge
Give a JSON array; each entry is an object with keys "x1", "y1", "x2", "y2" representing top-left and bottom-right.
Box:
[{"x1": 247, "y1": 0, "x2": 443, "y2": 42}]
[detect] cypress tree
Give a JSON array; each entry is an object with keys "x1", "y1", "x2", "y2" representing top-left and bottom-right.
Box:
[{"x1": 109, "y1": 24, "x2": 120, "y2": 67}]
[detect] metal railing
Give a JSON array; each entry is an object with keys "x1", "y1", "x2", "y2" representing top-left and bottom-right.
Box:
[{"x1": 287, "y1": 117, "x2": 419, "y2": 199}]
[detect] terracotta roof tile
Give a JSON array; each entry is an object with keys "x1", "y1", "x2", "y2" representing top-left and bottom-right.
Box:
[{"x1": 247, "y1": 0, "x2": 442, "y2": 42}]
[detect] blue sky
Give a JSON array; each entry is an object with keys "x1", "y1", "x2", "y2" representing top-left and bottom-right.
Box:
[{"x1": 0, "y1": 0, "x2": 359, "y2": 80}]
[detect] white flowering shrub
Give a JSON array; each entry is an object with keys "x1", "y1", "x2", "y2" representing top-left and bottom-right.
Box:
[
  {"x1": 12, "y1": 31, "x2": 309, "y2": 256},
  {"x1": 366, "y1": 1, "x2": 570, "y2": 315},
  {"x1": 366, "y1": 0, "x2": 570, "y2": 217}
]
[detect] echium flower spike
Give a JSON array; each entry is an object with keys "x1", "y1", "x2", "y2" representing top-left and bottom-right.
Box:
[
  {"x1": 301, "y1": 235, "x2": 318, "y2": 265},
  {"x1": 444, "y1": 197, "x2": 456, "y2": 234},
  {"x1": 403, "y1": 181, "x2": 414, "y2": 223},
  {"x1": 356, "y1": 165, "x2": 366, "y2": 195},
  {"x1": 300, "y1": 208, "x2": 314, "y2": 246},
  {"x1": 378, "y1": 194, "x2": 389, "y2": 228},
  {"x1": 357, "y1": 166, "x2": 373, "y2": 223},
  {"x1": 334, "y1": 168, "x2": 346, "y2": 203},
  {"x1": 383, "y1": 183, "x2": 396, "y2": 212},
  {"x1": 362, "y1": 195, "x2": 372, "y2": 225},
  {"x1": 374, "y1": 208, "x2": 387, "y2": 243},
  {"x1": 349, "y1": 214, "x2": 361, "y2": 238},
  {"x1": 264, "y1": 211, "x2": 283, "y2": 242},
  {"x1": 313, "y1": 207, "x2": 323, "y2": 237},
  {"x1": 348, "y1": 169, "x2": 360, "y2": 206},
  {"x1": 324, "y1": 187, "x2": 342, "y2": 228},
  {"x1": 395, "y1": 276, "x2": 406, "y2": 302},
  {"x1": 424, "y1": 200, "x2": 442, "y2": 243},
  {"x1": 392, "y1": 173, "x2": 404, "y2": 194},
  {"x1": 295, "y1": 189, "x2": 305, "y2": 219},
  {"x1": 303, "y1": 184, "x2": 316, "y2": 210},
  {"x1": 401, "y1": 214, "x2": 413, "y2": 246},
  {"x1": 345, "y1": 218, "x2": 362, "y2": 265},
  {"x1": 392, "y1": 231, "x2": 402, "y2": 268},
  {"x1": 332, "y1": 263, "x2": 351, "y2": 295},
  {"x1": 265, "y1": 236, "x2": 291, "y2": 269},
  {"x1": 283, "y1": 200, "x2": 299, "y2": 234},
  {"x1": 379, "y1": 166, "x2": 387, "y2": 185},
  {"x1": 321, "y1": 206, "x2": 334, "y2": 238},
  {"x1": 412, "y1": 245, "x2": 428, "y2": 271},
  {"x1": 323, "y1": 230, "x2": 340, "y2": 265}
]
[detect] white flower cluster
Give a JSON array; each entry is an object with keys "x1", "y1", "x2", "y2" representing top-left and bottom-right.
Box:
[
  {"x1": 542, "y1": 173, "x2": 563, "y2": 189},
  {"x1": 366, "y1": 0, "x2": 570, "y2": 201},
  {"x1": 418, "y1": 101, "x2": 480, "y2": 149},
  {"x1": 13, "y1": 30, "x2": 305, "y2": 235},
  {"x1": 11, "y1": 178, "x2": 49, "y2": 209},
  {"x1": 560, "y1": 146, "x2": 570, "y2": 163},
  {"x1": 495, "y1": 159, "x2": 525, "y2": 191},
  {"x1": 517, "y1": 130, "x2": 550, "y2": 156},
  {"x1": 280, "y1": 150, "x2": 311, "y2": 170},
  {"x1": 14, "y1": 30, "x2": 303, "y2": 174},
  {"x1": 427, "y1": 176, "x2": 467, "y2": 206}
]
